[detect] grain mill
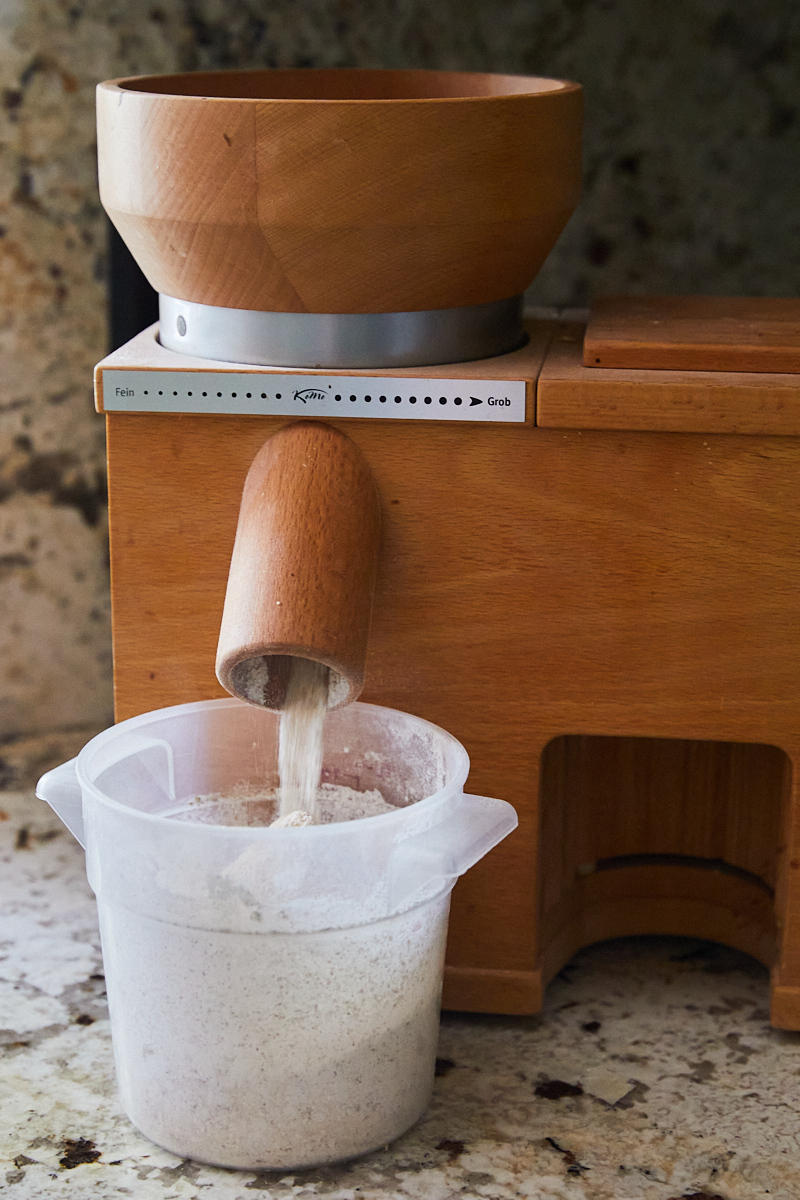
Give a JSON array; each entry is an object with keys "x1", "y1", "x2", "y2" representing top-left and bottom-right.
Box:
[{"x1": 94, "y1": 68, "x2": 800, "y2": 1027}]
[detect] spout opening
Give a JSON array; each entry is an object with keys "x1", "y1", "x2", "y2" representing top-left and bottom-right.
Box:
[{"x1": 224, "y1": 653, "x2": 353, "y2": 712}]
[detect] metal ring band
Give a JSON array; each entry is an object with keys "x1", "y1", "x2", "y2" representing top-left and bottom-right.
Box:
[{"x1": 158, "y1": 294, "x2": 526, "y2": 369}]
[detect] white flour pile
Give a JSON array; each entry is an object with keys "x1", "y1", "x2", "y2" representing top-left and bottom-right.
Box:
[{"x1": 166, "y1": 782, "x2": 396, "y2": 826}]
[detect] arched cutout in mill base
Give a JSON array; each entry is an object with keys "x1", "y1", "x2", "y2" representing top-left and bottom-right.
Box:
[{"x1": 536, "y1": 735, "x2": 791, "y2": 1020}]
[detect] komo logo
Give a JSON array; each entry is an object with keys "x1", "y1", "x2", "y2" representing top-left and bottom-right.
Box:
[{"x1": 294, "y1": 389, "x2": 327, "y2": 403}]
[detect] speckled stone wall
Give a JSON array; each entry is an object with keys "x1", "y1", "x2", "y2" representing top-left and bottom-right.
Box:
[{"x1": 1, "y1": 0, "x2": 798, "y2": 739}]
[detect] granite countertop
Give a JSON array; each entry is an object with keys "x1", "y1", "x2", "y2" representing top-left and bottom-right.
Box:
[{"x1": 2, "y1": 785, "x2": 800, "y2": 1200}]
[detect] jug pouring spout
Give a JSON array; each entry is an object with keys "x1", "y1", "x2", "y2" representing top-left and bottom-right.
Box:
[
  {"x1": 388, "y1": 793, "x2": 517, "y2": 912},
  {"x1": 36, "y1": 758, "x2": 85, "y2": 848}
]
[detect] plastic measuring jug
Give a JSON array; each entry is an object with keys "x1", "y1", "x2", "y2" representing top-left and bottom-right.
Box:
[{"x1": 36, "y1": 697, "x2": 517, "y2": 1170}]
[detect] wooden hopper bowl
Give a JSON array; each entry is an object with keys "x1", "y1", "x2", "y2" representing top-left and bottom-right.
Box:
[{"x1": 96, "y1": 68, "x2": 582, "y2": 315}]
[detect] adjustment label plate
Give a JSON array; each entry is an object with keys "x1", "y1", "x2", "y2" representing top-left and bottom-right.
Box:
[{"x1": 100, "y1": 371, "x2": 527, "y2": 422}]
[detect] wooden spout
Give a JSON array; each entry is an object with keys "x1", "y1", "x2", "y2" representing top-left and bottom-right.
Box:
[{"x1": 216, "y1": 421, "x2": 381, "y2": 711}]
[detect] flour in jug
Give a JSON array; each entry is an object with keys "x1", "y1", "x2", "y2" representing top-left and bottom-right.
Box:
[
  {"x1": 166, "y1": 657, "x2": 399, "y2": 827},
  {"x1": 165, "y1": 782, "x2": 395, "y2": 826}
]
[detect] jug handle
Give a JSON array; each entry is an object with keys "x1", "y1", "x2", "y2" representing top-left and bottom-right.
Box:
[
  {"x1": 388, "y1": 793, "x2": 517, "y2": 911},
  {"x1": 36, "y1": 758, "x2": 85, "y2": 848}
]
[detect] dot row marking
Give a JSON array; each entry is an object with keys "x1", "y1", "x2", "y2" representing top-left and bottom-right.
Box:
[
  {"x1": 335, "y1": 395, "x2": 460, "y2": 405},
  {"x1": 142, "y1": 390, "x2": 282, "y2": 399},
  {"x1": 139, "y1": 390, "x2": 464, "y2": 405}
]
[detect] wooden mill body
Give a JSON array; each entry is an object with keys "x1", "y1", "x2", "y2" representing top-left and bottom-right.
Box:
[{"x1": 96, "y1": 314, "x2": 800, "y2": 1028}]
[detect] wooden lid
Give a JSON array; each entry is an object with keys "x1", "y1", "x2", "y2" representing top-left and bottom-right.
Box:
[
  {"x1": 97, "y1": 69, "x2": 582, "y2": 316},
  {"x1": 540, "y1": 321, "x2": 800, "y2": 436},
  {"x1": 584, "y1": 295, "x2": 800, "y2": 374}
]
